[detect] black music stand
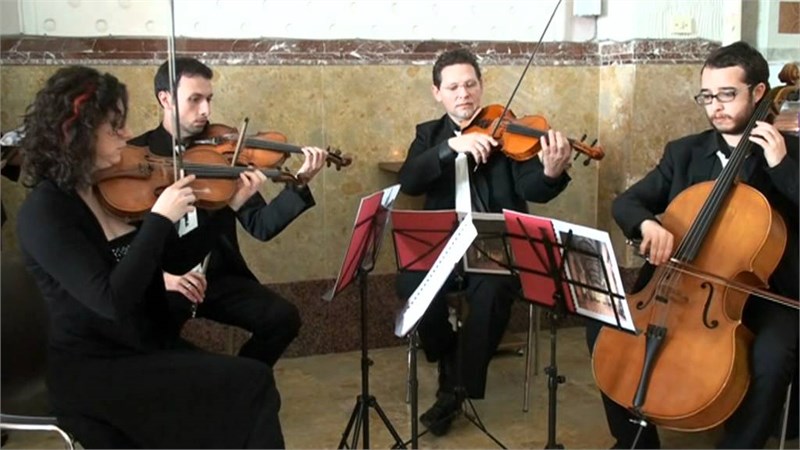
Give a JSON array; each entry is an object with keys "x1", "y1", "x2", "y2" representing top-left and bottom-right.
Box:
[
  {"x1": 324, "y1": 186, "x2": 405, "y2": 450},
  {"x1": 391, "y1": 210, "x2": 507, "y2": 449},
  {"x1": 502, "y1": 210, "x2": 634, "y2": 449},
  {"x1": 391, "y1": 209, "x2": 459, "y2": 449}
]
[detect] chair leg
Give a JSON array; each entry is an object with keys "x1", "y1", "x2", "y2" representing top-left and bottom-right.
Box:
[
  {"x1": 534, "y1": 305, "x2": 540, "y2": 375},
  {"x1": 780, "y1": 382, "x2": 793, "y2": 450},
  {"x1": 522, "y1": 304, "x2": 543, "y2": 412},
  {"x1": 0, "y1": 423, "x2": 75, "y2": 450},
  {"x1": 523, "y1": 303, "x2": 535, "y2": 412},
  {"x1": 405, "y1": 336, "x2": 413, "y2": 404}
]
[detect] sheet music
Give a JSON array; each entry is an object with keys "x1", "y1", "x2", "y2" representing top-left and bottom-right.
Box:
[
  {"x1": 549, "y1": 219, "x2": 634, "y2": 332},
  {"x1": 394, "y1": 213, "x2": 477, "y2": 337},
  {"x1": 177, "y1": 210, "x2": 202, "y2": 273},
  {"x1": 455, "y1": 153, "x2": 471, "y2": 215},
  {"x1": 381, "y1": 184, "x2": 400, "y2": 209}
]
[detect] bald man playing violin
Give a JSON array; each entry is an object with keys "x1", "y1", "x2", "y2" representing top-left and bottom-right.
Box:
[
  {"x1": 396, "y1": 48, "x2": 574, "y2": 437},
  {"x1": 129, "y1": 57, "x2": 326, "y2": 368}
]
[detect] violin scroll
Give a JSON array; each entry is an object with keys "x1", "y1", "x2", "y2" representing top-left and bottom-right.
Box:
[{"x1": 322, "y1": 147, "x2": 352, "y2": 170}]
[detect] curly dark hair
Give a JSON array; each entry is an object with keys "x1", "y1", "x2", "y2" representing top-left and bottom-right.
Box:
[
  {"x1": 21, "y1": 66, "x2": 128, "y2": 191},
  {"x1": 432, "y1": 48, "x2": 482, "y2": 88}
]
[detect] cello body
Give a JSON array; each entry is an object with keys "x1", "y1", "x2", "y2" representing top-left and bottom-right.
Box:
[{"x1": 592, "y1": 180, "x2": 787, "y2": 431}]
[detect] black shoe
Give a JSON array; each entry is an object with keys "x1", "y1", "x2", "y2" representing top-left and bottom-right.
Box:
[{"x1": 420, "y1": 392, "x2": 461, "y2": 436}]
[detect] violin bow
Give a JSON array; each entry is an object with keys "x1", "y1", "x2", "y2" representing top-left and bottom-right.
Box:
[
  {"x1": 167, "y1": 0, "x2": 211, "y2": 313},
  {"x1": 230, "y1": 117, "x2": 250, "y2": 168},
  {"x1": 490, "y1": 0, "x2": 563, "y2": 137},
  {"x1": 167, "y1": 0, "x2": 184, "y2": 180}
]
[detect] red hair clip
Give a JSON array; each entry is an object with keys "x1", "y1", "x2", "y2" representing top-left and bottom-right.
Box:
[{"x1": 61, "y1": 83, "x2": 97, "y2": 142}]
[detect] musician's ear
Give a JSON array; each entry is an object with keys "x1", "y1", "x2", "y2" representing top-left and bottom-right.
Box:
[
  {"x1": 752, "y1": 82, "x2": 767, "y2": 103},
  {"x1": 431, "y1": 84, "x2": 442, "y2": 103},
  {"x1": 157, "y1": 90, "x2": 172, "y2": 110}
]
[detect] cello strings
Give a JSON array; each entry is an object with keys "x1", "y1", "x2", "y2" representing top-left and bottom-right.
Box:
[{"x1": 650, "y1": 89, "x2": 777, "y2": 329}]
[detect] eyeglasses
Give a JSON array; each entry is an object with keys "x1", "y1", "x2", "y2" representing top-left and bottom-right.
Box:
[{"x1": 693, "y1": 86, "x2": 751, "y2": 105}]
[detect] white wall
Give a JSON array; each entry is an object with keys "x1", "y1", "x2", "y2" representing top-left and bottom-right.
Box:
[
  {"x1": 7, "y1": 0, "x2": 576, "y2": 41},
  {"x1": 1, "y1": 0, "x2": 796, "y2": 58},
  {"x1": 1, "y1": 0, "x2": 727, "y2": 42},
  {"x1": 596, "y1": 0, "x2": 726, "y2": 41}
]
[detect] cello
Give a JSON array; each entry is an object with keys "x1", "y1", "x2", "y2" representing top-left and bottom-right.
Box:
[{"x1": 591, "y1": 83, "x2": 799, "y2": 431}]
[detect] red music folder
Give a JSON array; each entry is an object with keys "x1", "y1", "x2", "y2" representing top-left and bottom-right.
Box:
[
  {"x1": 391, "y1": 210, "x2": 459, "y2": 272},
  {"x1": 503, "y1": 209, "x2": 575, "y2": 312}
]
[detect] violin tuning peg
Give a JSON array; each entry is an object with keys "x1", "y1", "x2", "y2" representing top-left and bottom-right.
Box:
[
  {"x1": 580, "y1": 134, "x2": 587, "y2": 142},
  {"x1": 583, "y1": 157, "x2": 592, "y2": 167},
  {"x1": 573, "y1": 153, "x2": 580, "y2": 161},
  {"x1": 590, "y1": 139, "x2": 598, "y2": 147}
]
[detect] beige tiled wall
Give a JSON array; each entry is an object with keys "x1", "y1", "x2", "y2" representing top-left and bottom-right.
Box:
[{"x1": 0, "y1": 62, "x2": 708, "y2": 282}]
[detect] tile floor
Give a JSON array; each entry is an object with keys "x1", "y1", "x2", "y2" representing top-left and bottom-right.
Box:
[{"x1": 3, "y1": 327, "x2": 796, "y2": 449}]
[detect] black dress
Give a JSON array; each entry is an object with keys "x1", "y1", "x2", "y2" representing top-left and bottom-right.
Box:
[{"x1": 17, "y1": 180, "x2": 284, "y2": 449}]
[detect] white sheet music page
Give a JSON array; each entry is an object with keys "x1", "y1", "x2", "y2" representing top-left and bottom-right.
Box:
[
  {"x1": 394, "y1": 213, "x2": 477, "y2": 337},
  {"x1": 177, "y1": 210, "x2": 202, "y2": 273},
  {"x1": 454, "y1": 153, "x2": 471, "y2": 215}
]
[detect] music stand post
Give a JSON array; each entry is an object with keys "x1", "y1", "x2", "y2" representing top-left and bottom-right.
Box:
[
  {"x1": 327, "y1": 187, "x2": 405, "y2": 450},
  {"x1": 540, "y1": 230, "x2": 571, "y2": 450},
  {"x1": 391, "y1": 211, "x2": 506, "y2": 449},
  {"x1": 390, "y1": 211, "x2": 459, "y2": 449},
  {"x1": 407, "y1": 327, "x2": 420, "y2": 449},
  {"x1": 464, "y1": 223, "x2": 567, "y2": 448},
  {"x1": 503, "y1": 212, "x2": 630, "y2": 450}
]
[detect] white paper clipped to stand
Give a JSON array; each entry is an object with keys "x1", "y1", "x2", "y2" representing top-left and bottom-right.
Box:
[
  {"x1": 394, "y1": 214, "x2": 478, "y2": 337},
  {"x1": 454, "y1": 153, "x2": 471, "y2": 214}
]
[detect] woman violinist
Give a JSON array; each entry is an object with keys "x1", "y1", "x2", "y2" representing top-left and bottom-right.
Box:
[
  {"x1": 587, "y1": 42, "x2": 798, "y2": 449},
  {"x1": 16, "y1": 66, "x2": 285, "y2": 448}
]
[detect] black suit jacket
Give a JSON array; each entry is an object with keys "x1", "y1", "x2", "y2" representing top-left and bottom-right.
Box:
[
  {"x1": 612, "y1": 129, "x2": 799, "y2": 300},
  {"x1": 398, "y1": 114, "x2": 570, "y2": 212},
  {"x1": 396, "y1": 114, "x2": 571, "y2": 297},
  {"x1": 129, "y1": 125, "x2": 315, "y2": 281}
]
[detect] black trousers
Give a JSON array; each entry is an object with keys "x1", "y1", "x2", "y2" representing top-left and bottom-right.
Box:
[
  {"x1": 49, "y1": 342, "x2": 284, "y2": 449},
  {"x1": 397, "y1": 271, "x2": 517, "y2": 399},
  {"x1": 586, "y1": 297, "x2": 799, "y2": 449},
  {"x1": 168, "y1": 274, "x2": 301, "y2": 367}
]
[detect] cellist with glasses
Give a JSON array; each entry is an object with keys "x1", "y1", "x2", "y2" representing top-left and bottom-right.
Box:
[{"x1": 586, "y1": 41, "x2": 798, "y2": 449}]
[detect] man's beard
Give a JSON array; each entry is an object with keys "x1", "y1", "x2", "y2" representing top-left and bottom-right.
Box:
[{"x1": 708, "y1": 103, "x2": 756, "y2": 136}]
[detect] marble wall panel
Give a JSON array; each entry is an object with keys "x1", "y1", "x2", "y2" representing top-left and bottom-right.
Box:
[
  {"x1": 596, "y1": 64, "x2": 710, "y2": 267},
  {"x1": 1, "y1": 61, "x2": 708, "y2": 283}
]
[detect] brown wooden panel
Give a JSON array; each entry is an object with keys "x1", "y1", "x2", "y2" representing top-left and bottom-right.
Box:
[{"x1": 779, "y1": 1, "x2": 800, "y2": 34}]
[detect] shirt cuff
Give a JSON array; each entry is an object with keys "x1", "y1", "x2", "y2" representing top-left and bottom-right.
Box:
[{"x1": 437, "y1": 141, "x2": 457, "y2": 166}]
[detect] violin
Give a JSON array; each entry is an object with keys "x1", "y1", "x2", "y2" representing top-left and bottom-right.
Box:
[
  {"x1": 190, "y1": 123, "x2": 353, "y2": 170},
  {"x1": 460, "y1": 104, "x2": 605, "y2": 164},
  {"x1": 93, "y1": 145, "x2": 302, "y2": 220}
]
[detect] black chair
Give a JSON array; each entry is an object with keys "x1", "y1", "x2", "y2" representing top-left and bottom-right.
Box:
[{"x1": 1, "y1": 247, "x2": 75, "y2": 449}]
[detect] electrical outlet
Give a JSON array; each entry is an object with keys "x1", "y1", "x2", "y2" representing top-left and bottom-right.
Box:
[{"x1": 670, "y1": 15, "x2": 694, "y2": 35}]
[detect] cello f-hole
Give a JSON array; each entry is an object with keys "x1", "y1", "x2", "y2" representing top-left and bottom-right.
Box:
[{"x1": 701, "y1": 282, "x2": 719, "y2": 329}]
